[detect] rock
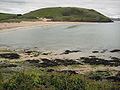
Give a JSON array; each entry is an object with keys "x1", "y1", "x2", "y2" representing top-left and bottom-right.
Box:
[
  {"x1": 46, "y1": 69, "x2": 55, "y2": 72},
  {"x1": 42, "y1": 52, "x2": 51, "y2": 55},
  {"x1": 116, "y1": 72, "x2": 120, "y2": 78},
  {"x1": 89, "y1": 56, "x2": 96, "y2": 58},
  {"x1": 100, "y1": 49, "x2": 107, "y2": 53},
  {"x1": 92, "y1": 51, "x2": 99, "y2": 53},
  {"x1": 62, "y1": 50, "x2": 81, "y2": 54},
  {"x1": 25, "y1": 51, "x2": 33, "y2": 54},
  {"x1": 25, "y1": 50, "x2": 39, "y2": 56},
  {"x1": 81, "y1": 57, "x2": 120, "y2": 66},
  {"x1": 0, "y1": 64, "x2": 17, "y2": 68},
  {"x1": 39, "y1": 58, "x2": 58, "y2": 67},
  {"x1": 110, "y1": 57, "x2": 120, "y2": 61},
  {"x1": 89, "y1": 76, "x2": 102, "y2": 81},
  {"x1": 106, "y1": 76, "x2": 120, "y2": 82},
  {"x1": 54, "y1": 59, "x2": 81, "y2": 66},
  {"x1": 0, "y1": 53, "x2": 20, "y2": 59},
  {"x1": 32, "y1": 58, "x2": 81, "y2": 68},
  {"x1": 26, "y1": 59, "x2": 40, "y2": 63},
  {"x1": 105, "y1": 72, "x2": 120, "y2": 82},
  {"x1": 110, "y1": 49, "x2": 120, "y2": 53}
]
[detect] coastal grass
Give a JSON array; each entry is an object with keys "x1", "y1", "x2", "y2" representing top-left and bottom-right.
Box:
[
  {"x1": 0, "y1": 70, "x2": 119, "y2": 90},
  {"x1": 0, "y1": 50, "x2": 119, "y2": 90},
  {"x1": 0, "y1": 57, "x2": 120, "y2": 90}
]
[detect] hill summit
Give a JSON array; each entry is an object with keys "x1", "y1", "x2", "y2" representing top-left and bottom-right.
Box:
[
  {"x1": 24, "y1": 7, "x2": 112, "y2": 22},
  {"x1": 0, "y1": 7, "x2": 112, "y2": 22}
]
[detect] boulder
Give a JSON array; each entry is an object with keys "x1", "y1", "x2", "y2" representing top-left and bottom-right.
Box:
[
  {"x1": 0, "y1": 53, "x2": 20, "y2": 59},
  {"x1": 81, "y1": 57, "x2": 120, "y2": 66},
  {"x1": 46, "y1": 69, "x2": 55, "y2": 72},
  {"x1": 110, "y1": 49, "x2": 120, "y2": 53},
  {"x1": 26, "y1": 59, "x2": 40, "y2": 63},
  {"x1": 92, "y1": 51, "x2": 99, "y2": 53},
  {"x1": 0, "y1": 64, "x2": 17, "y2": 68},
  {"x1": 62, "y1": 50, "x2": 81, "y2": 54}
]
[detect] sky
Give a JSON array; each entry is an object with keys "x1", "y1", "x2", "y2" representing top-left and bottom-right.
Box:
[{"x1": 0, "y1": 0, "x2": 120, "y2": 18}]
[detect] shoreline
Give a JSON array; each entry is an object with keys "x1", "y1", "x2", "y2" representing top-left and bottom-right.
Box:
[
  {"x1": 0, "y1": 47, "x2": 120, "y2": 73},
  {"x1": 0, "y1": 21, "x2": 100, "y2": 32}
]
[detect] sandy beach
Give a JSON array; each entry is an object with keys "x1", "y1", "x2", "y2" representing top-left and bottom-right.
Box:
[{"x1": 0, "y1": 21, "x2": 89, "y2": 32}]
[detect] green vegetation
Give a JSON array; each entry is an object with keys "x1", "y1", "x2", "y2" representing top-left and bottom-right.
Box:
[
  {"x1": 86, "y1": 70, "x2": 112, "y2": 81},
  {"x1": 0, "y1": 7, "x2": 112, "y2": 22},
  {"x1": 24, "y1": 7, "x2": 112, "y2": 22},
  {"x1": 0, "y1": 13, "x2": 20, "y2": 23},
  {"x1": 0, "y1": 56, "x2": 120, "y2": 90},
  {"x1": 0, "y1": 13, "x2": 37, "y2": 23},
  {"x1": 0, "y1": 70, "x2": 119, "y2": 90},
  {"x1": 0, "y1": 13, "x2": 17, "y2": 20},
  {"x1": 0, "y1": 49, "x2": 119, "y2": 90}
]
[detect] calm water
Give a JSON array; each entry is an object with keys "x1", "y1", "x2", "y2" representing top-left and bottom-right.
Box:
[{"x1": 0, "y1": 22, "x2": 120, "y2": 51}]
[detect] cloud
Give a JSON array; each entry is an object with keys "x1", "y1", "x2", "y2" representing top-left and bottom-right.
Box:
[
  {"x1": 0, "y1": 0, "x2": 120, "y2": 17},
  {"x1": 0, "y1": 0, "x2": 25, "y2": 4}
]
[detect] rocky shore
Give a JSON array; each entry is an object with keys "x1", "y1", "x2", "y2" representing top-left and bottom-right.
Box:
[
  {"x1": 0, "y1": 47, "x2": 120, "y2": 74},
  {"x1": 0, "y1": 47, "x2": 120, "y2": 90}
]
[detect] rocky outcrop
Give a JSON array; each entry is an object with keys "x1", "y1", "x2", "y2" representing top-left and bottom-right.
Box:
[
  {"x1": 0, "y1": 64, "x2": 17, "y2": 68},
  {"x1": 62, "y1": 50, "x2": 81, "y2": 54},
  {"x1": 0, "y1": 53, "x2": 20, "y2": 59},
  {"x1": 110, "y1": 49, "x2": 120, "y2": 53},
  {"x1": 92, "y1": 51, "x2": 99, "y2": 53},
  {"x1": 26, "y1": 58, "x2": 81, "y2": 67},
  {"x1": 81, "y1": 57, "x2": 120, "y2": 66}
]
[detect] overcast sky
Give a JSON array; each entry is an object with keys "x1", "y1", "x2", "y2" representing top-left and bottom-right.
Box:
[{"x1": 0, "y1": 0, "x2": 120, "y2": 18}]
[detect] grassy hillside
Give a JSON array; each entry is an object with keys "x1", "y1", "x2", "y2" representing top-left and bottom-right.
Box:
[
  {"x1": 24, "y1": 7, "x2": 112, "y2": 22},
  {"x1": 0, "y1": 13, "x2": 38, "y2": 23},
  {"x1": 0, "y1": 13, "x2": 17, "y2": 20},
  {"x1": 0, "y1": 13, "x2": 19, "y2": 22},
  {"x1": 0, "y1": 7, "x2": 112, "y2": 22}
]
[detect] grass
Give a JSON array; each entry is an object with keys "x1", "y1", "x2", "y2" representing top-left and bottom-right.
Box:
[
  {"x1": 0, "y1": 70, "x2": 119, "y2": 90},
  {"x1": 0, "y1": 55, "x2": 120, "y2": 90},
  {"x1": 24, "y1": 7, "x2": 112, "y2": 22},
  {"x1": 0, "y1": 13, "x2": 21, "y2": 23},
  {"x1": 0, "y1": 7, "x2": 112, "y2": 22},
  {"x1": 86, "y1": 70, "x2": 112, "y2": 79},
  {"x1": 0, "y1": 13, "x2": 38, "y2": 23},
  {"x1": 0, "y1": 13, "x2": 17, "y2": 21},
  {"x1": 0, "y1": 50, "x2": 119, "y2": 90}
]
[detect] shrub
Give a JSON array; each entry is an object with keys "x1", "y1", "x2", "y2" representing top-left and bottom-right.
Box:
[
  {"x1": 0, "y1": 71, "x2": 120, "y2": 90},
  {"x1": 1, "y1": 71, "x2": 86, "y2": 90},
  {"x1": 86, "y1": 70, "x2": 112, "y2": 81}
]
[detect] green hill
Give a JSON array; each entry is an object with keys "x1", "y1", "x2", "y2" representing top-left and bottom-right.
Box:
[
  {"x1": 0, "y1": 7, "x2": 112, "y2": 22},
  {"x1": 0, "y1": 13, "x2": 22, "y2": 22},
  {"x1": 0, "y1": 13, "x2": 37, "y2": 22},
  {"x1": 23, "y1": 7, "x2": 112, "y2": 22},
  {"x1": 0, "y1": 13, "x2": 18, "y2": 21}
]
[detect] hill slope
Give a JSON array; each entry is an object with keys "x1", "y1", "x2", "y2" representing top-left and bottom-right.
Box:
[
  {"x1": 0, "y1": 13, "x2": 17, "y2": 20},
  {"x1": 24, "y1": 7, "x2": 112, "y2": 22},
  {"x1": 0, "y1": 13, "x2": 22, "y2": 22}
]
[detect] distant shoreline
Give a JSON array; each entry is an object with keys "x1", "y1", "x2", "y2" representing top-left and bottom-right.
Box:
[{"x1": 0, "y1": 21, "x2": 101, "y2": 32}]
